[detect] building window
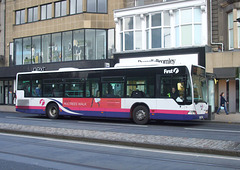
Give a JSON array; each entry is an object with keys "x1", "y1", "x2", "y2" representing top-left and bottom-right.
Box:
[
  {"x1": 135, "y1": 0, "x2": 144, "y2": 6},
  {"x1": 70, "y1": 0, "x2": 83, "y2": 14},
  {"x1": 28, "y1": 7, "x2": 38, "y2": 23},
  {"x1": 174, "y1": 7, "x2": 202, "y2": 47},
  {"x1": 16, "y1": 9, "x2": 25, "y2": 25},
  {"x1": 228, "y1": 12, "x2": 233, "y2": 49},
  {"x1": 62, "y1": 31, "x2": 73, "y2": 61},
  {"x1": 41, "y1": 4, "x2": 52, "y2": 20},
  {"x1": 55, "y1": 0, "x2": 67, "y2": 17},
  {"x1": 238, "y1": 10, "x2": 240, "y2": 48},
  {"x1": 85, "y1": 29, "x2": 107, "y2": 60},
  {"x1": 108, "y1": 29, "x2": 115, "y2": 59},
  {"x1": 14, "y1": 29, "x2": 109, "y2": 65},
  {"x1": 87, "y1": 0, "x2": 107, "y2": 13}
]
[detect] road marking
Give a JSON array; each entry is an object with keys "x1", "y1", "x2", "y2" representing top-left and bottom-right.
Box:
[
  {"x1": 77, "y1": 120, "x2": 148, "y2": 127},
  {"x1": 185, "y1": 128, "x2": 240, "y2": 133},
  {"x1": 0, "y1": 132, "x2": 239, "y2": 161},
  {"x1": 5, "y1": 116, "x2": 52, "y2": 121}
]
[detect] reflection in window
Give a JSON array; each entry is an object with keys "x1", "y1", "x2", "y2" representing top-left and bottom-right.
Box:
[
  {"x1": 32, "y1": 36, "x2": 41, "y2": 64},
  {"x1": 96, "y1": 30, "x2": 106, "y2": 59},
  {"x1": 52, "y1": 33, "x2": 62, "y2": 62},
  {"x1": 73, "y1": 30, "x2": 84, "y2": 60},
  {"x1": 62, "y1": 31, "x2": 73, "y2": 61},
  {"x1": 23, "y1": 37, "x2": 31, "y2": 65},
  {"x1": 228, "y1": 12, "x2": 233, "y2": 49},
  {"x1": 86, "y1": 78, "x2": 99, "y2": 97}
]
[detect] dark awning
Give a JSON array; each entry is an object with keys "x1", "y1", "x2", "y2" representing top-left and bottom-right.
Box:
[{"x1": 213, "y1": 67, "x2": 238, "y2": 79}]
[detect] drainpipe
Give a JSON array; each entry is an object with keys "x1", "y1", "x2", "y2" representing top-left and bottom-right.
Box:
[{"x1": 210, "y1": 0, "x2": 224, "y2": 52}]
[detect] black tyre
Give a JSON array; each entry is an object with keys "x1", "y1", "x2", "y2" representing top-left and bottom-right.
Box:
[
  {"x1": 132, "y1": 105, "x2": 149, "y2": 125},
  {"x1": 46, "y1": 103, "x2": 59, "y2": 119}
]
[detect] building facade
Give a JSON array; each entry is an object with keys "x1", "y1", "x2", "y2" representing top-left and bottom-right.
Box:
[
  {"x1": 0, "y1": 0, "x2": 125, "y2": 105},
  {"x1": 206, "y1": 0, "x2": 240, "y2": 112}
]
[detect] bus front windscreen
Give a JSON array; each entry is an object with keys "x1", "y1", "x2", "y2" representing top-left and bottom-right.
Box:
[{"x1": 192, "y1": 66, "x2": 207, "y2": 103}]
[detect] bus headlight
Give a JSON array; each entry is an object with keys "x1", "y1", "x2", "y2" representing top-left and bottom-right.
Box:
[{"x1": 188, "y1": 111, "x2": 197, "y2": 115}]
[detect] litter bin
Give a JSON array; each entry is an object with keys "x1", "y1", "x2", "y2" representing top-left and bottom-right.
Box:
[{"x1": 207, "y1": 105, "x2": 215, "y2": 120}]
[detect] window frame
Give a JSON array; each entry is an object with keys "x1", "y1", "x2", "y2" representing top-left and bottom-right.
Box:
[
  {"x1": 70, "y1": 0, "x2": 83, "y2": 15},
  {"x1": 15, "y1": 9, "x2": 25, "y2": 25},
  {"x1": 41, "y1": 3, "x2": 52, "y2": 20},
  {"x1": 28, "y1": 6, "x2": 38, "y2": 23},
  {"x1": 55, "y1": 0, "x2": 67, "y2": 18}
]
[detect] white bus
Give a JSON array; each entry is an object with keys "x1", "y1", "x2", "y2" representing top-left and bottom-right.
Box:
[{"x1": 16, "y1": 64, "x2": 208, "y2": 124}]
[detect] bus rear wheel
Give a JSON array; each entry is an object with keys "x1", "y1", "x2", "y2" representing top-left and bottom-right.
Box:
[
  {"x1": 46, "y1": 103, "x2": 59, "y2": 119},
  {"x1": 133, "y1": 105, "x2": 149, "y2": 125}
]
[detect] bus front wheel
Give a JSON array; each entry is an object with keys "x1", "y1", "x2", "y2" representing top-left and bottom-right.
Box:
[
  {"x1": 133, "y1": 105, "x2": 149, "y2": 125},
  {"x1": 46, "y1": 103, "x2": 59, "y2": 119}
]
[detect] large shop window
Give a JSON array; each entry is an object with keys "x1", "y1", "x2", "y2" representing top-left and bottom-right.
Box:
[
  {"x1": 70, "y1": 0, "x2": 83, "y2": 14},
  {"x1": 14, "y1": 29, "x2": 109, "y2": 65},
  {"x1": 174, "y1": 8, "x2": 202, "y2": 47},
  {"x1": 41, "y1": 4, "x2": 52, "y2": 20},
  {"x1": 15, "y1": 9, "x2": 25, "y2": 25},
  {"x1": 28, "y1": 7, "x2": 38, "y2": 23},
  {"x1": 87, "y1": 0, "x2": 107, "y2": 13}
]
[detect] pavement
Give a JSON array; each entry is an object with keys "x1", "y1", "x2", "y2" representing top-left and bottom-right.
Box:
[{"x1": 0, "y1": 105, "x2": 240, "y2": 157}]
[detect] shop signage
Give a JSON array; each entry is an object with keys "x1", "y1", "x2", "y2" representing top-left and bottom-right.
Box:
[{"x1": 32, "y1": 67, "x2": 46, "y2": 71}]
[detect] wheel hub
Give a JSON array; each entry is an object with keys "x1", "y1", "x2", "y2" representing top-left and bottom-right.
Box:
[{"x1": 136, "y1": 110, "x2": 146, "y2": 121}]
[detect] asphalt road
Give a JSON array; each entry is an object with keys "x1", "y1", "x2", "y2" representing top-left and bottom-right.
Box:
[
  {"x1": 0, "y1": 112, "x2": 240, "y2": 143},
  {"x1": 0, "y1": 133, "x2": 240, "y2": 170}
]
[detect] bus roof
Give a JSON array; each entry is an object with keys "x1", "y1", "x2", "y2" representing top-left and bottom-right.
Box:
[{"x1": 16, "y1": 64, "x2": 204, "y2": 76}]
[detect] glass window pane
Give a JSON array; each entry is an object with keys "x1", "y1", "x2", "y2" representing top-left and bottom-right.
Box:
[
  {"x1": 229, "y1": 29, "x2": 233, "y2": 49},
  {"x1": 61, "y1": 1, "x2": 67, "y2": 16},
  {"x1": 16, "y1": 11, "x2": 20, "y2": 25},
  {"x1": 228, "y1": 12, "x2": 233, "y2": 29},
  {"x1": 15, "y1": 39, "x2": 23, "y2": 65},
  {"x1": 175, "y1": 10, "x2": 179, "y2": 25},
  {"x1": 65, "y1": 83, "x2": 84, "y2": 97},
  {"x1": 42, "y1": 34, "x2": 51, "y2": 63},
  {"x1": 96, "y1": 30, "x2": 106, "y2": 59},
  {"x1": 136, "y1": 0, "x2": 144, "y2": 6},
  {"x1": 32, "y1": 36, "x2": 41, "y2": 64},
  {"x1": 77, "y1": 0, "x2": 83, "y2": 13},
  {"x1": 152, "y1": 28, "x2": 161, "y2": 48},
  {"x1": 125, "y1": 17, "x2": 133, "y2": 30},
  {"x1": 21, "y1": 10, "x2": 25, "y2": 24},
  {"x1": 181, "y1": 9, "x2": 192, "y2": 24},
  {"x1": 73, "y1": 29, "x2": 84, "y2": 60},
  {"x1": 33, "y1": 7, "x2": 38, "y2": 21},
  {"x1": 135, "y1": 31, "x2": 142, "y2": 50},
  {"x1": 120, "y1": 19, "x2": 123, "y2": 31},
  {"x1": 62, "y1": 31, "x2": 73, "y2": 61},
  {"x1": 23, "y1": 37, "x2": 31, "y2": 65},
  {"x1": 28, "y1": 8, "x2": 33, "y2": 22},
  {"x1": 175, "y1": 26, "x2": 179, "y2": 47},
  {"x1": 194, "y1": 24, "x2": 201, "y2": 45},
  {"x1": 146, "y1": 15, "x2": 149, "y2": 28},
  {"x1": 238, "y1": 27, "x2": 240, "y2": 48},
  {"x1": 163, "y1": 11, "x2": 170, "y2": 26},
  {"x1": 152, "y1": 13, "x2": 161, "y2": 27},
  {"x1": 163, "y1": 28, "x2": 171, "y2": 48},
  {"x1": 135, "y1": 16, "x2": 141, "y2": 29},
  {"x1": 181, "y1": 25, "x2": 192, "y2": 46},
  {"x1": 125, "y1": 31, "x2": 133, "y2": 51},
  {"x1": 87, "y1": 0, "x2": 96, "y2": 12},
  {"x1": 47, "y1": 4, "x2": 52, "y2": 19},
  {"x1": 85, "y1": 29, "x2": 96, "y2": 60},
  {"x1": 120, "y1": 33, "x2": 123, "y2": 51},
  {"x1": 108, "y1": 29, "x2": 114, "y2": 59},
  {"x1": 41, "y1": 5, "x2": 46, "y2": 20},
  {"x1": 55, "y1": 2, "x2": 61, "y2": 17},
  {"x1": 52, "y1": 33, "x2": 62, "y2": 62},
  {"x1": 98, "y1": 0, "x2": 107, "y2": 13},
  {"x1": 32, "y1": 80, "x2": 42, "y2": 97},
  {"x1": 86, "y1": 78, "x2": 99, "y2": 97},
  {"x1": 194, "y1": 8, "x2": 201, "y2": 23},
  {"x1": 70, "y1": 0, "x2": 76, "y2": 14}
]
